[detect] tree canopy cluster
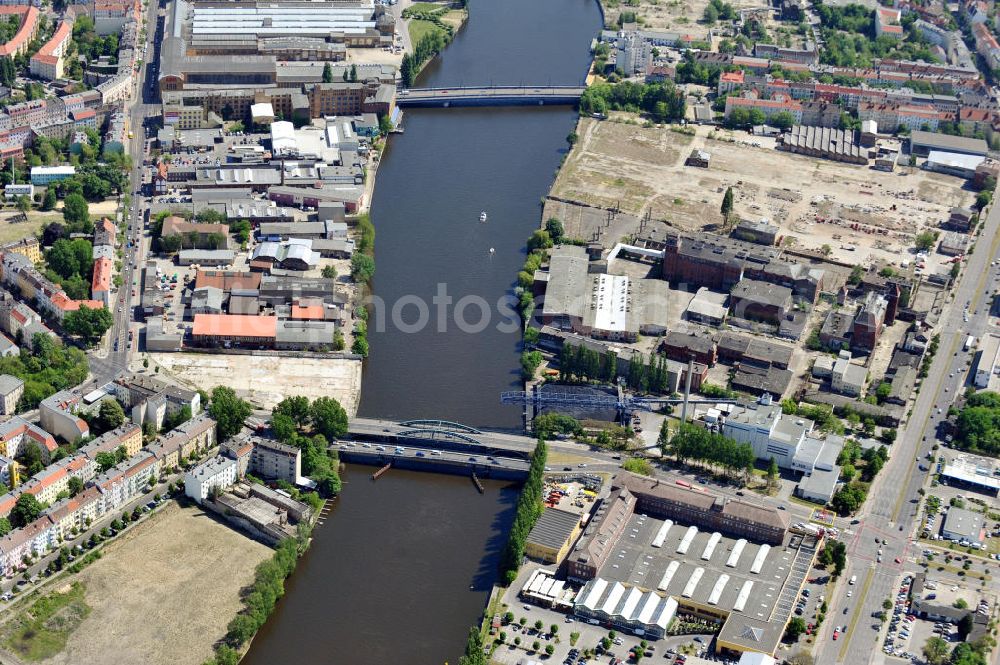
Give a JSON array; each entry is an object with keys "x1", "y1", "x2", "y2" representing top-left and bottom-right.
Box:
[
  {"x1": 665, "y1": 423, "x2": 754, "y2": 479},
  {"x1": 45, "y1": 237, "x2": 94, "y2": 300},
  {"x1": 818, "y1": 539, "x2": 847, "y2": 577},
  {"x1": 498, "y1": 438, "x2": 548, "y2": 585},
  {"x1": 955, "y1": 391, "x2": 1000, "y2": 457},
  {"x1": 579, "y1": 81, "x2": 686, "y2": 123},
  {"x1": 270, "y1": 395, "x2": 347, "y2": 495},
  {"x1": 0, "y1": 334, "x2": 89, "y2": 410},
  {"x1": 207, "y1": 386, "x2": 253, "y2": 441},
  {"x1": 63, "y1": 305, "x2": 113, "y2": 347}
]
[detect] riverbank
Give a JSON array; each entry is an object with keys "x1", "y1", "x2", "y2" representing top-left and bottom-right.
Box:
[{"x1": 400, "y1": 1, "x2": 469, "y2": 84}]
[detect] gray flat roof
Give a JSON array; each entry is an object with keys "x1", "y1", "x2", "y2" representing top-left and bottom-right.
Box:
[
  {"x1": 527, "y1": 507, "x2": 581, "y2": 551},
  {"x1": 911, "y1": 130, "x2": 988, "y2": 155}
]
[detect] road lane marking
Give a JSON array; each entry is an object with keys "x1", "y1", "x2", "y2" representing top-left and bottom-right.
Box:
[{"x1": 838, "y1": 566, "x2": 875, "y2": 663}]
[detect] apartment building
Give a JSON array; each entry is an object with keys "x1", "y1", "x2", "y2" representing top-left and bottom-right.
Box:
[
  {"x1": 29, "y1": 19, "x2": 72, "y2": 80},
  {"x1": 184, "y1": 454, "x2": 239, "y2": 503},
  {"x1": 250, "y1": 438, "x2": 302, "y2": 485},
  {"x1": 0, "y1": 6, "x2": 40, "y2": 59},
  {"x1": 146, "y1": 414, "x2": 216, "y2": 469},
  {"x1": 0, "y1": 373, "x2": 23, "y2": 414},
  {"x1": 78, "y1": 422, "x2": 143, "y2": 461},
  {"x1": 39, "y1": 390, "x2": 89, "y2": 443},
  {"x1": 0, "y1": 416, "x2": 57, "y2": 462}
]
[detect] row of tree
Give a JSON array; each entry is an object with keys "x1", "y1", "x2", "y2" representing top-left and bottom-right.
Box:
[
  {"x1": 216, "y1": 535, "x2": 310, "y2": 665},
  {"x1": 400, "y1": 30, "x2": 448, "y2": 87},
  {"x1": 498, "y1": 438, "x2": 548, "y2": 585},
  {"x1": 664, "y1": 423, "x2": 754, "y2": 479}
]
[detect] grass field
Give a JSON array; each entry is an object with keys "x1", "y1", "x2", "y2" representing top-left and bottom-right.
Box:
[
  {"x1": 4, "y1": 583, "x2": 90, "y2": 662},
  {"x1": 407, "y1": 18, "x2": 444, "y2": 45},
  {"x1": 0, "y1": 210, "x2": 57, "y2": 245}
]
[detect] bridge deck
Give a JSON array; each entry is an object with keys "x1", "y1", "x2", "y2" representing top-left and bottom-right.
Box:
[{"x1": 397, "y1": 85, "x2": 585, "y2": 108}]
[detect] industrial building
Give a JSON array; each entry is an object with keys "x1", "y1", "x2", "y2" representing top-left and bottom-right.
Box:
[
  {"x1": 524, "y1": 507, "x2": 583, "y2": 564},
  {"x1": 778, "y1": 126, "x2": 869, "y2": 164},
  {"x1": 536, "y1": 246, "x2": 670, "y2": 342},
  {"x1": 940, "y1": 455, "x2": 1000, "y2": 496},
  {"x1": 941, "y1": 507, "x2": 986, "y2": 546},
  {"x1": 909, "y1": 130, "x2": 988, "y2": 157},
  {"x1": 563, "y1": 472, "x2": 812, "y2": 658},
  {"x1": 974, "y1": 333, "x2": 1000, "y2": 389},
  {"x1": 661, "y1": 232, "x2": 825, "y2": 303}
]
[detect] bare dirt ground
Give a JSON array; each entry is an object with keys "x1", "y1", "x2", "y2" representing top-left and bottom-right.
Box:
[
  {"x1": 28, "y1": 502, "x2": 271, "y2": 665},
  {"x1": 147, "y1": 352, "x2": 363, "y2": 413},
  {"x1": 600, "y1": 0, "x2": 768, "y2": 36},
  {"x1": 551, "y1": 117, "x2": 976, "y2": 271}
]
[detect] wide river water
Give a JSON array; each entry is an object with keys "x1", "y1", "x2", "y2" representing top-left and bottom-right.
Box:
[{"x1": 242, "y1": 0, "x2": 602, "y2": 662}]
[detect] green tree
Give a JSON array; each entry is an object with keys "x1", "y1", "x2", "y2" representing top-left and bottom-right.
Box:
[
  {"x1": 63, "y1": 305, "x2": 113, "y2": 346},
  {"x1": 41, "y1": 187, "x2": 57, "y2": 211},
  {"x1": 10, "y1": 493, "x2": 44, "y2": 528},
  {"x1": 350, "y1": 253, "x2": 375, "y2": 283},
  {"x1": 274, "y1": 395, "x2": 311, "y2": 426},
  {"x1": 915, "y1": 231, "x2": 937, "y2": 251},
  {"x1": 351, "y1": 336, "x2": 369, "y2": 357},
  {"x1": 526, "y1": 229, "x2": 553, "y2": 251},
  {"x1": 97, "y1": 398, "x2": 126, "y2": 431},
  {"x1": 544, "y1": 217, "x2": 564, "y2": 243},
  {"x1": 721, "y1": 186, "x2": 734, "y2": 221},
  {"x1": 949, "y1": 642, "x2": 987, "y2": 665},
  {"x1": 769, "y1": 111, "x2": 795, "y2": 130},
  {"x1": 975, "y1": 190, "x2": 992, "y2": 211},
  {"x1": 311, "y1": 396, "x2": 349, "y2": 440},
  {"x1": 208, "y1": 386, "x2": 252, "y2": 440},
  {"x1": 15, "y1": 194, "x2": 29, "y2": 213},
  {"x1": 67, "y1": 475, "x2": 84, "y2": 497},
  {"x1": 520, "y1": 350, "x2": 543, "y2": 379},
  {"x1": 0, "y1": 517, "x2": 11, "y2": 536},
  {"x1": 62, "y1": 193, "x2": 90, "y2": 231},
  {"x1": 458, "y1": 626, "x2": 486, "y2": 665},
  {"x1": 785, "y1": 617, "x2": 807, "y2": 641},
  {"x1": 322, "y1": 62, "x2": 333, "y2": 83},
  {"x1": 766, "y1": 456, "x2": 779, "y2": 488},
  {"x1": 321, "y1": 265, "x2": 337, "y2": 279}
]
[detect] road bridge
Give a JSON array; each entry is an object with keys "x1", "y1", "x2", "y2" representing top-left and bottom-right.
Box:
[{"x1": 396, "y1": 86, "x2": 584, "y2": 108}]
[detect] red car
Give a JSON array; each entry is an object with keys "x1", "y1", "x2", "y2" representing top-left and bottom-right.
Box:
[{"x1": 833, "y1": 630, "x2": 840, "y2": 640}]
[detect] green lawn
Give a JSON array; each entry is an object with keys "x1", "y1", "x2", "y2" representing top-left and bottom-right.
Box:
[
  {"x1": 5, "y1": 582, "x2": 91, "y2": 662},
  {"x1": 407, "y1": 19, "x2": 444, "y2": 45},
  {"x1": 408, "y1": 1, "x2": 447, "y2": 12}
]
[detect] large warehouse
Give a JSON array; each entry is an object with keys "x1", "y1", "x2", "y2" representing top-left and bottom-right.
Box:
[{"x1": 556, "y1": 473, "x2": 812, "y2": 659}]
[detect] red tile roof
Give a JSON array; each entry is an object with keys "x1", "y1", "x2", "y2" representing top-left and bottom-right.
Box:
[
  {"x1": 0, "y1": 6, "x2": 38, "y2": 58},
  {"x1": 92, "y1": 257, "x2": 112, "y2": 294},
  {"x1": 192, "y1": 314, "x2": 277, "y2": 339}
]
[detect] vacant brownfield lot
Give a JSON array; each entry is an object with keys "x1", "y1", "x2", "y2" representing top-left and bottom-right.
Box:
[{"x1": 25, "y1": 502, "x2": 271, "y2": 665}]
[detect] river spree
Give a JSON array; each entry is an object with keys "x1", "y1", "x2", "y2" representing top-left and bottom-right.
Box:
[
  {"x1": 358, "y1": 0, "x2": 602, "y2": 429},
  {"x1": 244, "y1": 0, "x2": 601, "y2": 661},
  {"x1": 239, "y1": 466, "x2": 519, "y2": 665}
]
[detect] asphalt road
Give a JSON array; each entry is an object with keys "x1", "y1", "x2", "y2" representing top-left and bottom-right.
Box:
[
  {"x1": 89, "y1": 0, "x2": 162, "y2": 386},
  {"x1": 815, "y1": 189, "x2": 1000, "y2": 665}
]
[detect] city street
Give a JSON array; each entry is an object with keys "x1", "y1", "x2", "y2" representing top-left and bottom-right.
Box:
[
  {"x1": 815, "y1": 187, "x2": 1000, "y2": 665},
  {"x1": 90, "y1": 0, "x2": 163, "y2": 385}
]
